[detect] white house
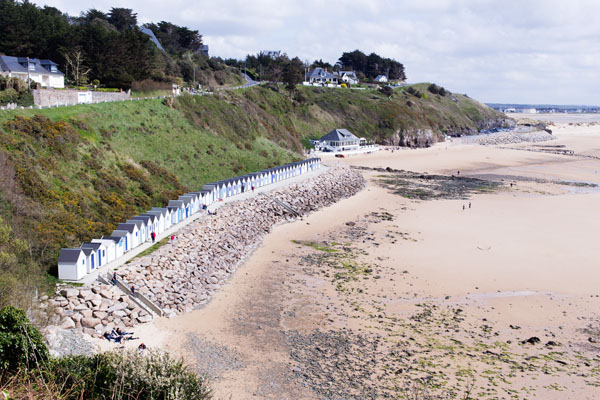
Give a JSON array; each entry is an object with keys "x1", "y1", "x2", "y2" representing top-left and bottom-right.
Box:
[
  {"x1": 111, "y1": 229, "x2": 133, "y2": 252},
  {"x1": 307, "y1": 68, "x2": 338, "y2": 85},
  {"x1": 81, "y1": 242, "x2": 107, "y2": 272},
  {"x1": 374, "y1": 75, "x2": 388, "y2": 83},
  {"x1": 126, "y1": 219, "x2": 148, "y2": 243},
  {"x1": 143, "y1": 212, "x2": 164, "y2": 234},
  {"x1": 315, "y1": 129, "x2": 360, "y2": 152},
  {"x1": 104, "y1": 235, "x2": 126, "y2": 258},
  {"x1": 58, "y1": 248, "x2": 87, "y2": 280},
  {"x1": 139, "y1": 214, "x2": 159, "y2": 235},
  {"x1": 151, "y1": 207, "x2": 172, "y2": 230},
  {"x1": 116, "y1": 223, "x2": 142, "y2": 248},
  {"x1": 0, "y1": 56, "x2": 64, "y2": 88},
  {"x1": 91, "y1": 238, "x2": 117, "y2": 263},
  {"x1": 167, "y1": 200, "x2": 185, "y2": 224},
  {"x1": 337, "y1": 71, "x2": 359, "y2": 85}
]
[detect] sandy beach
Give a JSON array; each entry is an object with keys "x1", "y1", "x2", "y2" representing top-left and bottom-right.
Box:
[{"x1": 106, "y1": 115, "x2": 600, "y2": 399}]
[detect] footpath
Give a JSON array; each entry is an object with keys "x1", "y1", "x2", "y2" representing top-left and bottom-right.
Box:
[{"x1": 78, "y1": 164, "x2": 329, "y2": 285}]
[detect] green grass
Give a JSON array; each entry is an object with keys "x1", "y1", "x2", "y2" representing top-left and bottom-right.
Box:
[{"x1": 127, "y1": 237, "x2": 169, "y2": 262}]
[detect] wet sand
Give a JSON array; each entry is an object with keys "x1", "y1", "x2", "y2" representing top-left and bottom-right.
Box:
[{"x1": 119, "y1": 120, "x2": 600, "y2": 399}]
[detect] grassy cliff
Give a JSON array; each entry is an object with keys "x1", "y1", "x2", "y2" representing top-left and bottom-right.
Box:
[{"x1": 0, "y1": 83, "x2": 508, "y2": 310}]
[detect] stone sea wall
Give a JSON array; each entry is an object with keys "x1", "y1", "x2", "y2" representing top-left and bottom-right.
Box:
[{"x1": 46, "y1": 164, "x2": 365, "y2": 338}]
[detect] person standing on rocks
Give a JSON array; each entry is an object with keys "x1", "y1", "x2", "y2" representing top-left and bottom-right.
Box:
[
  {"x1": 112, "y1": 272, "x2": 117, "y2": 285},
  {"x1": 130, "y1": 285, "x2": 136, "y2": 297}
]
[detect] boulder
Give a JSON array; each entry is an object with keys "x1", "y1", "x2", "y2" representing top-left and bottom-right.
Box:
[
  {"x1": 60, "y1": 288, "x2": 79, "y2": 298},
  {"x1": 81, "y1": 317, "x2": 101, "y2": 329}
]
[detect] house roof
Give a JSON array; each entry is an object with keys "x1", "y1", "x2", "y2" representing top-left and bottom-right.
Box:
[
  {"x1": 126, "y1": 219, "x2": 144, "y2": 229},
  {"x1": 103, "y1": 236, "x2": 125, "y2": 243},
  {"x1": 131, "y1": 215, "x2": 152, "y2": 224},
  {"x1": 308, "y1": 67, "x2": 337, "y2": 80},
  {"x1": 151, "y1": 207, "x2": 170, "y2": 216},
  {"x1": 81, "y1": 242, "x2": 102, "y2": 251},
  {"x1": 81, "y1": 247, "x2": 93, "y2": 256},
  {"x1": 58, "y1": 248, "x2": 83, "y2": 263},
  {"x1": 0, "y1": 55, "x2": 64, "y2": 76},
  {"x1": 178, "y1": 196, "x2": 193, "y2": 205},
  {"x1": 318, "y1": 129, "x2": 360, "y2": 142},
  {"x1": 139, "y1": 27, "x2": 165, "y2": 52},
  {"x1": 139, "y1": 213, "x2": 158, "y2": 222},
  {"x1": 168, "y1": 200, "x2": 184, "y2": 208},
  {"x1": 115, "y1": 223, "x2": 136, "y2": 233}
]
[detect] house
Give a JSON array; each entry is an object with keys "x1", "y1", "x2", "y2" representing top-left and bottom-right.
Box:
[
  {"x1": 374, "y1": 75, "x2": 388, "y2": 83},
  {"x1": 116, "y1": 222, "x2": 142, "y2": 248},
  {"x1": 103, "y1": 236, "x2": 126, "y2": 258},
  {"x1": 58, "y1": 248, "x2": 87, "y2": 280},
  {"x1": 138, "y1": 214, "x2": 159, "y2": 235},
  {"x1": 315, "y1": 129, "x2": 360, "y2": 152},
  {"x1": 81, "y1": 242, "x2": 107, "y2": 272},
  {"x1": 141, "y1": 212, "x2": 162, "y2": 234},
  {"x1": 126, "y1": 219, "x2": 149, "y2": 243},
  {"x1": 200, "y1": 45, "x2": 209, "y2": 57},
  {"x1": 261, "y1": 50, "x2": 281, "y2": 59},
  {"x1": 307, "y1": 68, "x2": 338, "y2": 85},
  {"x1": 151, "y1": 207, "x2": 172, "y2": 230},
  {"x1": 0, "y1": 55, "x2": 64, "y2": 88},
  {"x1": 337, "y1": 71, "x2": 359, "y2": 85},
  {"x1": 111, "y1": 229, "x2": 133, "y2": 252},
  {"x1": 167, "y1": 200, "x2": 185, "y2": 224},
  {"x1": 91, "y1": 238, "x2": 117, "y2": 263}
]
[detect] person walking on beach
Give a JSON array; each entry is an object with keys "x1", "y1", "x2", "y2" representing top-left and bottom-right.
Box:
[
  {"x1": 462, "y1": 204, "x2": 465, "y2": 210},
  {"x1": 151, "y1": 231, "x2": 156, "y2": 243},
  {"x1": 170, "y1": 234, "x2": 174, "y2": 243},
  {"x1": 130, "y1": 285, "x2": 136, "y2": 296},
  {"x1": 252, "y1": 185, "x2": 255, "y2": 192},
  {"x1": 469, "y1": 202, "x2": 472, "y2": 209},
  {"x1": 112, "y1": 272, "x2": 117, "y2": 285}
]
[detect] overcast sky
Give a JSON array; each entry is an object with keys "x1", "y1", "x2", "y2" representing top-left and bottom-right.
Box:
[{"x1": 33, "y1": 0, "x2": 600, "y2": 105}]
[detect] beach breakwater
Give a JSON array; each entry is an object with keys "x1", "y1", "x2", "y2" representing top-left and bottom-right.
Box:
[{"x1": 47, "y1": 164, "x2": 365, "y2": 337}]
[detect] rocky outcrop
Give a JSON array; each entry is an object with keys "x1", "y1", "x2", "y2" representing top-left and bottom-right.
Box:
[{"x1": 46, "y1": 165, "x2": 365, "y2": 338}]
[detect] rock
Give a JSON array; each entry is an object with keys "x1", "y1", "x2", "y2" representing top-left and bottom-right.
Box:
[
  {"x1": 81, "y1": 317, "x2": 101, "y2": 329},
  {"x1": 522, "y1": 336, "x2": 541, "y2": 345},
  {"x1": 60, "y1": 288, "x2": 79, "y2": 298},
  {"x1": 60, "y1": 317, "x2": 75, "y2": 329},
  {"x1": 92, "y1": 311, "x2": 107, "y2": 320},
  {"x1": 80, "y1": 309, "x2": 93, "y2": 318}
]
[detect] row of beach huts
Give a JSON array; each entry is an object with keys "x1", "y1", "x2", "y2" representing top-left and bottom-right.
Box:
[{"x1": 58, "y1": 158, "x2": 322, "y2": 281}]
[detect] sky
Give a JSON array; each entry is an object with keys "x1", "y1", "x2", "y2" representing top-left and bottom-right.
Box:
[{"x1": 32, "y1": 0, "x2": 600, "y2": 105}]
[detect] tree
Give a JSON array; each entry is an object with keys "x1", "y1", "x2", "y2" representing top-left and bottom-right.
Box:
[
  {"x1": 0, "y1": 306, "x2": 49, "y2": 372},
  {"x1": 108, "y1": 7, "x2": 137, "y2": 31},
  {"x1": 283, "y1": 57, "x2": 304, "y2": 93},
  {"x1": 63, "y1": 49, "x2": 91, "y2": 86}
]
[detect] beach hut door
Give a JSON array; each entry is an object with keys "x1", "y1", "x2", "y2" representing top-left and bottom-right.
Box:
[{"x1": 91, "y1": 254, "x2": 95, "y2": 270}]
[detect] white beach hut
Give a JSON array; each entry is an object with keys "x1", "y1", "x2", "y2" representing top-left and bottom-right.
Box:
[
  {"x1": 58, "y1": 248, "x2": 87, "y2": 281},
  {"x1": 111, "y1": 229, "x2": 132, "y2": 252},
  {"x1": 91, "y1": 238, "x2": 117, "y2": 263},
  {"x1": 104, "y1": 235, "x2": 126, "y2": 258},
  {"x1": 81, "y1": 241, "x2": 107, "y2": 271},
  {"x1": 116, "y1": 223, "x2": 141, "y2": 248}
]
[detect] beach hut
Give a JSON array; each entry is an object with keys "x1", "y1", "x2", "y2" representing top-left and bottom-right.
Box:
[
  {"x1": 81, "y1": 247, "x2": 95, "y2": 274},
  {"x1": 178, "y1": 195, "x2": 195, "y2": 218},
  {"x1": 201, "y1": 184, "x2": 218, "y2": 204},
  {"x1": 116, "y1": 222, "x2": 141, "y2": 248},
  {"x1": 58, "y1": 248, "x2": 87, "y2": 281},
  {"x1": 126, "y1": 219, "x2": 148, "y2": 244},
  {"x1": 183, "y1": 192, "x2": 201, "y2": 214},
  {"x1": 129, "y1": 216, "x2": 152, "y2": 241},
  {"x1": 104, "y1": 235, "x2": 126, "y2": 258},
  {"x1": 139, "y1": 213, "x2": 159, "y2": 235},
  {"x1": 151, "y1": 207, "x2": 172, "y2": 230},
  {"x1": 81, "y1": 242, "x2": 107, "y2": 271},
  {"x1": 91, "y1": 238, "x2": 116, "y2": 263},
  {"x1": 111, "y1": 229, "x2": 132, "y2": 252},
  {"x1": 167, "y1": 200, "x2": 185, "y2": 224}
]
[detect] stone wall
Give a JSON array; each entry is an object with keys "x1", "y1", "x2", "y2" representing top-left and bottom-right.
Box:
[
  {"x1": 32, "y1": 88, "x2": 130, "y2": 107},
  {"x1": 46, "y1": 165, "x2": 365, "y2": 339}
]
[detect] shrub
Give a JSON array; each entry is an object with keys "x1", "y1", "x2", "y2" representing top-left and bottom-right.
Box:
[
  {"x1": 47, "y1": 350, "x2": 211, "y2": 400},
  {"x1": 0, "y1": 306, "x2": 49, "y2": 372}
]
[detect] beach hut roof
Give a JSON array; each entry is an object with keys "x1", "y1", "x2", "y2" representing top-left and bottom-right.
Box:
[
  {"x1": 140, "y1": 213, "x2": 158, "y2": 222},
  {"x1": 81, "y1": 242, "x2": 102, "y2": 251},
  {"x1": 81, "y1": 247, "x2": 93, "y2": 256},
  {"x1": 103, "y1": 236, "x2": 124, "y2": 243},
  {"x1": 168, "y1": 200, "x2": 184, "y2": 208},
  {"x1": 111, "y1": 230, "x2": 129, "y2": 237},
  {"x1": 151, "y1": 207, "x2": 170, "y2": 217},
  {"x1": 116, "y1": 223, "x2": 137, "y2": 233},
  {"x1": 131, "y1": 215, "x2": 152, "y2": 224},
  {"x1": 58, "y1": 248, "x2": 83, "y2": 263},
  {"x1": 126, "y1": 220, "x2": 144, "y2": 229}
]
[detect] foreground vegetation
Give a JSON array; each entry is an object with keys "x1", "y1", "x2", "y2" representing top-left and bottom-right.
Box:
[{"x1": 0, "y1": 306, "x2": 210, "y2": 399}]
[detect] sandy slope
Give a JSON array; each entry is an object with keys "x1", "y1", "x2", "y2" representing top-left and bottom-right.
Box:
[{"x1": 113, "y1": 119, "x2": 600, "y2": 399}]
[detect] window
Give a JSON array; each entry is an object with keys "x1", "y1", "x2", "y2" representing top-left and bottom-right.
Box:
[
  {"x1": 28, "y1": 63, "x2": 35, "y2": 71},
  {"x1": 82, "y1": 259, "x2": 85, "y2": 265},
  {"x1": 50, "y1": 65, "x2": 57, "y2": 72},
  {"x1": 102, "y1": 250, "x2": 105, "y2": 256}
]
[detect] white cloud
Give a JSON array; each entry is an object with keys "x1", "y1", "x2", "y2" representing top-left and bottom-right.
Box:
[{"x1": 31, "y1": 0, "x2": 600, "y2": 104}]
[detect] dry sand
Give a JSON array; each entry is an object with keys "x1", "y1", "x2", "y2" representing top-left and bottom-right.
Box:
[{"x1": 111, "y1": 121, "x2": 600, "y2": 399}]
